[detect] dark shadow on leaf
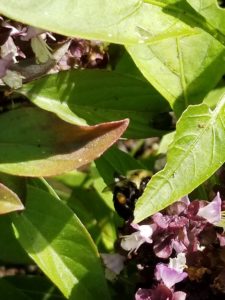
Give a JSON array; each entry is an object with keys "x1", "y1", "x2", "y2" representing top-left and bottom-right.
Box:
[
  {"x1": 68, "y1": 185, "x2": 117, "y2": 252},
  {"x1": 173, "y1": 47, "x2": 225, "y2": 115},
  {"x1": 162, "y1": 0, "x2": 225, "y2": 45},
  {"x1": 20, "y1": 69, "x2": 171, "y2": 139}
]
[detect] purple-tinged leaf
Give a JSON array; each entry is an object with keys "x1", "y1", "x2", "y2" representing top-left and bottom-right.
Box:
[
  {"x1": 0, "y1": 183, "x2": 24, "y2": 214},
  {"x1": 0, "y1": 107, "x2": 129, "y2": 176}
]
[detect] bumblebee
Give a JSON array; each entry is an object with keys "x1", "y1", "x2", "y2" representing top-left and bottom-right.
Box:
[{"x1": 113, "y1": 170, "x2": 151, "y2": 220}]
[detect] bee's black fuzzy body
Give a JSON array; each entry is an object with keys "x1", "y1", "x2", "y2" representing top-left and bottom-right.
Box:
[
  {"x1": 113, "y1": 179, "x2": 139, "y2": 220},
  {"x1": 113, "y1": 171, "x2": 151, "y2": 221}
]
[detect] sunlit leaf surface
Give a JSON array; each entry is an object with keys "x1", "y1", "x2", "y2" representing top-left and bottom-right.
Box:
[
  {"x1": 134, "y1": 95, "x2": 225, "y2": 223},
  {"x1": 12, "y1": 185, "x2": 110, "y2": 300}
]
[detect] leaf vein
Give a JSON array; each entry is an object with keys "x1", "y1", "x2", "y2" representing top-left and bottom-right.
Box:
[{"x1": 176, "y1": 37, "x2": 188, "y2": 108}]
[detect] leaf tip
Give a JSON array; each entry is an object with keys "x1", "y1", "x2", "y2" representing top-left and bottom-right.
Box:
[
  {"x1": 115, "y1": 118, "x2": 130, "y2": 137},
  {"x1": 0, "y1": 183, "x2": 25, "y2": 215},
  {"x1": 133, "y1": 209, "x2": 144, "y2": 224},
  {"x1": 113, "y1": 118, "x2": 130, "y2": 130}
]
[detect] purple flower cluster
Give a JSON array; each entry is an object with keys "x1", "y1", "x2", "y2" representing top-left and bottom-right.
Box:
[
  {"x1": 116, "y1": 193, "x2": 225, "y2": 299},
  {"x1": 0, "y1": 16, "x2": 107, "y2": 88}
]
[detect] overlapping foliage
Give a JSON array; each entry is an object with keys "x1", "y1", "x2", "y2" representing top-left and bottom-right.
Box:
[{"x1": 0, "y1": 1, "x2": 225, "y2": 299}]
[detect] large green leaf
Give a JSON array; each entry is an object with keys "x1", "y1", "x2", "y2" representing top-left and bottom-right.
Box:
[
  {"x1": 0, "y1": 0, "x2": 196, "y2": 45},
  {"x1": 20, "y1": 69, "x2": 170, "y2": 139},
  {"x1": 2, "y1": 0, "x2": 225, "y2": 113},
  {"x1": 0, "y1": 107, "x2": 128, "y2": 176},
  {"x1": 134, "y1": 94, "x2": 225, "y2": 223},
  {"x1": 11, "y1": 185, "x2": 110, "y2": 300},
  {"x1": 127, "y1": 31, "x2": 225, "y2": 114},
  {"x1": 126, "y1": 1, "x2": 225, "y2": 113}
]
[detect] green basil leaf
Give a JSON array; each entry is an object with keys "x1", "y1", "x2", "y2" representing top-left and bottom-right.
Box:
[{"x1": 134, "y1": 94, "x2": 225, "y2": 222}]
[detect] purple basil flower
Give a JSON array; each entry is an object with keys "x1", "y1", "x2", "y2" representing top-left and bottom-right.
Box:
[
  {"x1": 166, "y1": 196, "x2": 190, "y2": 216},
  {"x1": 135, "y1": 288, "x2": 152, "y2": 300},
  {"x1": 172, "y1": 291, "x2": 187, "y2": 300},
  {"x1": 153, "y1": 233, "x2": 175, "y2": 258},
  {"x1": 20, "y1": 26, "x2": 53, "y2": 63},
  {"x1": 20, "y1": 26, "x2": 55, "y2": 42},
  {"x1": 120, "y1": 224, "x2": 154, "y2": 254},
  {"x1": 0, "y1": 26, "x2": 12, "y2": 46},
  {"x1": 135, "y1": 285, "x2": 186, "y2": 300},
  {"x1": 150, "y1": 194, "x2": 224, "y2": 258},
  {"x1": 152, "y1": 212, "x2": 189, "y2": 258},
  {"x1": 0, "y1": 52, "x2": 13, "y2": 78},
  {"x1": 21, "y1": 26, "x2": 45, "y2": 41},
  {"x1": 217, "y1": 232, "x2": 225, "y2": 246},
  {"x1": 1, "y1": 19, "x2": 25, "y2": 37},
  {"x1": 152, "y1": 213, "x2": 188, "y2": 230},
  {"x1": 155, "y1": 263, "x2": 188, "y2": 288},
  {"x1": 197, "y1": 192, "x2": 221, "y2": 224}
]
